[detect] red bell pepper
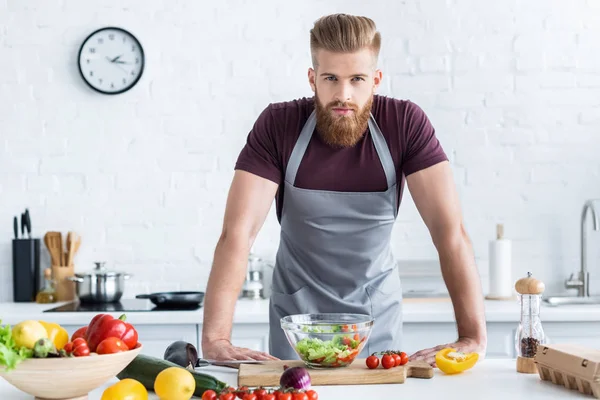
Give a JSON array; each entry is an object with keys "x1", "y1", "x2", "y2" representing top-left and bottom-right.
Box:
[{"x1": 85, "y1": 313, "x2": 138, "y2": 352}]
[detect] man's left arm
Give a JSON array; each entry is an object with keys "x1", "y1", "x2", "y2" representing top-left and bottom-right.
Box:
[{"x1": 405, "y1": 160, "x2": 487, "y2": 366}]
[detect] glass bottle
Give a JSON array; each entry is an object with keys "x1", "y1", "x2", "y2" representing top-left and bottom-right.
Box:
[
  {"x1": 35, "y1": 268, "x2": 57, "y2": 304},
  {"x1": 514, "y1": 272, "x2": 546, "y2": 373}
]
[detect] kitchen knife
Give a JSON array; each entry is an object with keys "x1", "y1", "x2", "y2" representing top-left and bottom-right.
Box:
[
  {"x1": 195, "y1": 358, "x2": 264, "y2": 368},
  {"x1": 13, "y1": 216, "x2": 18, "y2": 239},
  {"x1": 20, "y1": 213, "x2": 25, "y2": 238},
  {"x1": 23, "y1": 209, "x2": 31, "y2": 238}
]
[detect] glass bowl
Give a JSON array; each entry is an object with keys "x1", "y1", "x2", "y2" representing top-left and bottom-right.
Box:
[{"x1": 280, "y1": 313, "x2": 374, "y2": 369}]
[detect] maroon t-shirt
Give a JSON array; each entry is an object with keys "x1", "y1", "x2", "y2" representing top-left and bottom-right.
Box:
[{"x1": 234, "y1": 95, "x2": 448, "y2": 222}]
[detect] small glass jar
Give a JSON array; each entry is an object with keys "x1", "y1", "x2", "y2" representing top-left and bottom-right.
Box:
[{"x1": 514, "y1": 272, "x2": 546, "y2": 373}]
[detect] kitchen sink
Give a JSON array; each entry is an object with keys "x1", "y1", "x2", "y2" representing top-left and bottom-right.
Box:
[{"x1": 543, "y1": 296, "x2": 600, "y2": 306}]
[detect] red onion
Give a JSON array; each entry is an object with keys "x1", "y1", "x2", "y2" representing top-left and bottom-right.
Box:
[{"x1": 280, "y1": 366, "x2": 312, "y2": 390}]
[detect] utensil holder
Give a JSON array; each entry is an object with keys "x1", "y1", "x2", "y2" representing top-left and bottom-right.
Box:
[
  {"x1": 51, "y1": 265, "x2": 76, "y2": 302},
  {"x1": 12, "y1": 238, "x2": 41, "y2": 302}
]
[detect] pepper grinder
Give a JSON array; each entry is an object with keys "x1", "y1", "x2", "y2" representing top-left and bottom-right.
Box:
[{"x1": 514, "y1": 272, "x2": 546, "y2": 374}]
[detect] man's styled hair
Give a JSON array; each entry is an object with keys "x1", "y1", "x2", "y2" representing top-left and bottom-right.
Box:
[{"x1": 309, "y1": 13, "x2": 381, "y2": 68}]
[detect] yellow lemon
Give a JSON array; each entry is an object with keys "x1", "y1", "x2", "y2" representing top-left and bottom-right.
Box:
[
  {"x1": 101, "y1": 378, "x2": 148, "y2": 400},
  {"x1": 12, "y1": 320, "x2": 48, "y2": 349},
  {"x1": 154, "y1": 367, "x2": 195, "y2": 400}
]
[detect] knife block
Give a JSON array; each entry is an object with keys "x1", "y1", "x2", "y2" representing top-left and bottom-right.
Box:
[
  {"x1": 12, "y1": 238, "x2": 41, "y2": 302},
  {"x1": 51, "y1": 265, "x2": 76, "y2": 302}
]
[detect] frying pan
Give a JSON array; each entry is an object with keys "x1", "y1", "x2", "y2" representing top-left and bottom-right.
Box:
[{"x1": 136, "y1": 291, "x2": 204, "y2": 308}]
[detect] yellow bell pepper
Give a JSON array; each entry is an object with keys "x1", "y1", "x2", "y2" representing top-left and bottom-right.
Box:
[
  {"x1": 38, "y1": 321, "x2": 69, "y2": 351},
  {"x1": 435, "y1": 348, "x2": 479, "y2": 374}
]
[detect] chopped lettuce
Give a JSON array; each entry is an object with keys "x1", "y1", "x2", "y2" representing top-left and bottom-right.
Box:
[
  {"x1": 0, "y1": 320, "x2": 33, "y2": 371},
  {"x1": 295, "y1": 334, "x2": 362, "y2": 367}
]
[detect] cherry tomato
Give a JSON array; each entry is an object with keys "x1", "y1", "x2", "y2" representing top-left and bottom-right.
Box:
[
  {"x1": 96, "y1": 337, "x2": 128, "y2": 354},
  {"x1": 263, "y1": 395, "x2": 276, "y2": 400},
  {"x1": 202, "y1": 391, "x2": 218, "y2": 400},
  {"x1": 381, "y1": 354, "x2": 395, "y2": 369},
  {"x1": 400, "y1": 351, "x2": 409, "y2": 365},
  {"x1": 278, "y1": 394, "x2": 292, "y2": 400},
  {"x1": 235, "y1": 386, "x2": 249, "y2": 399},
  {"x1": 392, "y1": 353, "x2": 401, "y2": 367},
  {"x1": 242, "y1": 394, "x2": 256, "y2": 400},
  {"x1": 366, "y1": 355, "x2": 380, "y2": 369},
  {"x1": 220, "y1": 393, "x2": 235, "y2": 400},
  {"x1": 292, "y1": 393, "x2": 308, "y2": 400},
  {"x1": 254, "y1": 388, "x2": 268, "y2": 399},
  {"x1": 306, "y1": 390, "x2": 318, "y2": 400}
]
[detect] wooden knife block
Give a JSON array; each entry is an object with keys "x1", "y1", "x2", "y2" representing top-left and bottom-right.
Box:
[
  {"x1": 51, "y1": 265, "x2": 75, "y2": 302},
  {"x1": 535, "y1": 343, "x2": 600, "y2": 398}
]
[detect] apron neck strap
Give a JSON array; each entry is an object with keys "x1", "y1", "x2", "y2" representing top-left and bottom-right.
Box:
[{"x1": 285, "y1": 109, "x2": 397, "y2": 188}]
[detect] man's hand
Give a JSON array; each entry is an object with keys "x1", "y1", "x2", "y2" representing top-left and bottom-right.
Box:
[
  {"x1": 203, "y1": 339, "x2": 279, "y2": 361},
  {"x1": 409, "y1": 337, "x2": 486, "y2": 367}
]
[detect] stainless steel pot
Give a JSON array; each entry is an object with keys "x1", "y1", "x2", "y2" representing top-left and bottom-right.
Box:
[{"x1": 67, "y1": 262, "x2": 131, "y2": 303}]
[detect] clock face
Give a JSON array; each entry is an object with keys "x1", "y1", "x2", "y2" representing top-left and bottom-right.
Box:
[{"x1": 78, "y1": 27, "x2": 145, "y2": 94}]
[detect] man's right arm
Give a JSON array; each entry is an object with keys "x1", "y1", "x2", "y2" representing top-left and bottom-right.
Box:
[{"x1": 201, "y1": 169, "x2": 280, "y2": 361}]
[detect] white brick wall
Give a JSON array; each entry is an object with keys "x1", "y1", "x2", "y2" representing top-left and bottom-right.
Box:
[{"x1": 1, "y1": 0, "x2": 600, "y2": 301}]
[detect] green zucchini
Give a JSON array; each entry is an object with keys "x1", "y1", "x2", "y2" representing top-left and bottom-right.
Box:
[{"x1": 117, "y1": 354, "x2": 228, "y2": 396}]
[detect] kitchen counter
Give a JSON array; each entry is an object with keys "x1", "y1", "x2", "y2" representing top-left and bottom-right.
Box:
[
  {"x1": 1, "y1": 298, "x2": 600, "y2": 325},
  {"x1": 0, "y1": 359, "x2": 591, "y2": 399}
]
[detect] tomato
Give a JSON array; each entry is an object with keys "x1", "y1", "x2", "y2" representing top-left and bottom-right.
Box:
[
  {"x1": 254, "y1": 388, "x2": 268, "y2": 397},
  {"x1": 277, "y1": 393, "x2": 292, "y2": 400},
  {"x1": 64, "y1": 337, "x2": 90, "y2": 357},
  {"x1": 366, "y1": 355, "x2": 380, "y2": 369},
  {"x1": 263, "y1": 395, "x2": 276, "y2": 400},
  {"x1": 202, "y1": 390, "x2": 218, "y2": 400},
  {"x1": 242, "y1": 394, "x2": 256, "y2": 400},
  {"x1": 392, "y1": 353, "x2": 401, "y2": 367},
  {"x1": 97, "y1": 337, "x2": 129, "y2": 354},
  {"x1": 381, "y1": 354, "x2": 395, "y2": 369},
  {"x1": 235, "y1": 386, "x2": 249, "y2": 399},
  {"x1": 399, "y1": 351, "x2": 409, "y2": 365},
  {"x1": 306, "y1": 390, "x2": 318, "y2": 400},
  {"x1": 292, "y1": 393, "x2": 308, "y2": 400},
  {"x1": 70, "y1": 326, "x2": 87, "y2": 342},
  {"x1": 220, "y1": 393, "x2": 235, "y2": 400}
]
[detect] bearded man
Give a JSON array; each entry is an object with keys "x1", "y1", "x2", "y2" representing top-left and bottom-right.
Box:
[{"x1": 201, "y1": 13, "x2": 487, "y2": 366}]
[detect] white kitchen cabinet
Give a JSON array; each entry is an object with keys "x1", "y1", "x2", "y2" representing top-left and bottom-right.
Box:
[
  {"x1": 542, "y1": 322, "x2": 600, "y2": 349},
  {"x1": 63, "y1": 324, "x2": 198, "y2": 359}
]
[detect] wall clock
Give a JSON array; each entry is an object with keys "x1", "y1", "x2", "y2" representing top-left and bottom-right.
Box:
[{"x1": 78, "y1": 27, "x2": 145, "y2": 95}]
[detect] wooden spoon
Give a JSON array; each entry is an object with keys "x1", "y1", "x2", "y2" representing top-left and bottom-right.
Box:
[
  {"x1": 66, "y1": 232, "x2": 81, "y2": 267},
  {"x1": 43, "y1": 232, "x2": 63, "y2": 266}
]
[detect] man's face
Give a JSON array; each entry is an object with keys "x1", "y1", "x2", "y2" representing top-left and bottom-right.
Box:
[{"x1": 308, "y1": 48, "x2": 382, "y2": 148}]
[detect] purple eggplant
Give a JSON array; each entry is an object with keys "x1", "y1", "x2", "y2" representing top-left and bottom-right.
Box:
[{"x1": 163, "y1": 341, "x2": 199, "y2": 369}]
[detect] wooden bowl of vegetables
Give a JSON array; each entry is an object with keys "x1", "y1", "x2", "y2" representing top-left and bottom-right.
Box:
[
  {"x1": 0, "y1": 314, "x2": 142, "y2": 400},
  {"x1": 0, "y1": 343, "x2": 142, "y2": 400}
]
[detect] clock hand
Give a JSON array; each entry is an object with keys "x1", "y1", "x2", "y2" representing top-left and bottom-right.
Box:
[{"x1": 111, "y1": 55, "x2": 123, "y2": 62}]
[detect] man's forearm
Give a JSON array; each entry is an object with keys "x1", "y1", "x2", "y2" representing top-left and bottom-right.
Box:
[
  {"x1": 201, "y1": 235, "x2": 250, "y2": 348},
  {"x1": 437, "y1": 224, "x2": 487, "y2": 346}
]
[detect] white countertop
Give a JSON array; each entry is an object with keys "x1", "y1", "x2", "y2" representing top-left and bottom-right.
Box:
[
  {"x1": 1, "y1": 298, "x2": 600, "y2": 326},
  {"x1": 0, "y1": 359, "x2": 591, "y2": 399}
]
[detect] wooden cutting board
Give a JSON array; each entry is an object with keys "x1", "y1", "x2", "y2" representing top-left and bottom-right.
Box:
[{"x1": 238, "y1": 359, "x2": 433, "y2": 387}]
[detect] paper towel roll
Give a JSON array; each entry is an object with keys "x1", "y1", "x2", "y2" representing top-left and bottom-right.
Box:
[{"x1": 486, "y1": 224, "x2": 513, "y2": 300}]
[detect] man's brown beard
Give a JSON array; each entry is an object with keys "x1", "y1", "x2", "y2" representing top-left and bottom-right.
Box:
[{"x1": 314, "y1": 93, "x2": 373, "y2": 148}]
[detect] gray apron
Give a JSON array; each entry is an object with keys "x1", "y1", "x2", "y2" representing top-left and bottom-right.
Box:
[{"x1": 268, "y1": 109, "x2": 403, "y2": 360}]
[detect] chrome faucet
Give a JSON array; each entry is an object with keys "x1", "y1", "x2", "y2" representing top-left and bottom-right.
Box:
[{"x1": 565, "y1": 200, "x2": 600, "y2": 297}]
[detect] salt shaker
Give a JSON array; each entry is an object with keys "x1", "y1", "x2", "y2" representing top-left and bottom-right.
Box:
[{"x1": 514, "y1": 272, "x2": 546, "y2": 374}]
